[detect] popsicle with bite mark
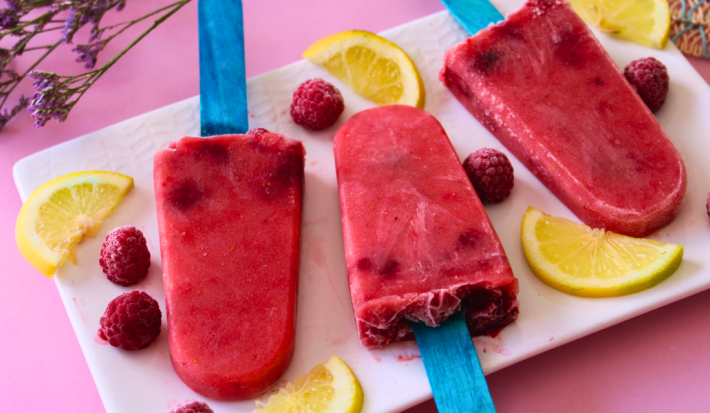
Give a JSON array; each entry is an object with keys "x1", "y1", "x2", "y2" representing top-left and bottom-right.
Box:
[{"x1": 333, "y1": 105, "x2": 519, "y2": 348}]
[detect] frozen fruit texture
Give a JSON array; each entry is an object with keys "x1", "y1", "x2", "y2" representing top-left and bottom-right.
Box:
[
  {"x1": 98, "y1": 291, "x2": 161, "y2": 350},
  {"x1": 334, "y1": 105, "x2": 519, "y2": 348},
  {"x1": 168, "y1": 400, "x2": 214, "y2": 413},
  {"x1": 247, "y1": 127, "x2": 270, "y2": 135},
  {"x1": 440, "y1": 0, "x2": 686, "y2": 237},
  {"x1": 624, "y1": 57, "x2": 669, "y2": 112},
  {"x1": 290, "y1": 78, "x2": 344, "y2": 130},
  {"x1": 154, "y1": 133, "x2": 305, "y2": 400},
  {"x1": 100, "y1": 225, "x2": 151, "y2": 286},
  {"x1": 463, "y1": 148, "x2": 514, "y2": 203}
]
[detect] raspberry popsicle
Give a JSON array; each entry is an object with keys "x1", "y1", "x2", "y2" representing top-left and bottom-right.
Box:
[
  {"x1": 441, "y1": 0, "x2": 686, "y2": 237},
  {"x1": 334, "y1": 105, "x2": 519, "y2": 348},
  {"x1": 154, "y1": 133, "x2": 305, "y2": 400}
]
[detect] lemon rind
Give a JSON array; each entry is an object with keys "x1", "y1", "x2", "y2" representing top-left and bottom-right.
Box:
[
  {"x1": 15, "y1": 171, "x2": 133, "y2": 278},
  {"x1": 302, "y1": 30, "x2": 425, "y2": 109},
  {"x1": 521, "y1": 206, "x2": 683, "y2": 298}
]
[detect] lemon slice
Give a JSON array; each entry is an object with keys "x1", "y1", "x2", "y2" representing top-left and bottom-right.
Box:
[
  {"x1": 568, "y1": 0, "x2": 671, "y2": 49},
  {"x1": 16, "y1": 171, "x2": 134, "y2": 278},
  {"x1": 254, "y1": 355, "x2": 364, "y2": 413},
  {"x1": 521, "y1": 207, "x2": 682, "y2": 297},
  {"x1": 303, "y1": 30, "x2": 425, "y2": 108}
]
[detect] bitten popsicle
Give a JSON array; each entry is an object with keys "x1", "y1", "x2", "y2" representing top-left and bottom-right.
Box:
[
  {"x1": 440, "y1": 0, "x2": 686, "y2": 237},
  {"x1": 334, "y1": 105, "x2": 519, "y2": 348},
  {"x1": 154, "y1": 133, "x2": 305, "y2": 400}
]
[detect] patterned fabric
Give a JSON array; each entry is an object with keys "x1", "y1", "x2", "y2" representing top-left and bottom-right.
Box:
[{"x1": 669, "y1": 0, "x2": 710, "y2": 58}]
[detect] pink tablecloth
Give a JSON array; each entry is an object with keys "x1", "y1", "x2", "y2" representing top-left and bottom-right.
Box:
[{"x1": 2, "y1": 1, "x2": 709, "y2": 412}]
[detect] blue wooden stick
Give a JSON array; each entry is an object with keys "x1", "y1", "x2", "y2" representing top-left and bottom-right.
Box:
[
  {"x1": 410, "y1": 1, "x2": 507, "y2": 412},
  {"x1": 198, "y1": 0, "x2": 249, "y2": 136},
  {"x1": 412, "y1": 313, "x2": 496, "y2": 413},
  {"x1": 440, "y1": 0, "x2": 504, "y2": 35}
]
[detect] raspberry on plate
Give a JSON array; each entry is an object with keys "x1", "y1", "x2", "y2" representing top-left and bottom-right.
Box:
[
  {"x1": 168, "y1": 400, "x2": 214, "y2": 413},
  {"x1": 463, "y1": 148, "x2": 515, "y2": 203},
  {"x1": 98, "y1": 291, "x2": 161, "y2": 351},
  {"x1": 290, "y1": 78, "x2": 344, "y2": 130},
  {"x1": 100, "y1": 225, "x2": 150, "y2": 286},
  {"x1": 624, "y1": 57, "x2": 669, "y2": 112}
]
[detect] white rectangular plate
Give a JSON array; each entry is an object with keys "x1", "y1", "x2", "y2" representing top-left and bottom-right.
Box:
[{"x1": 13, "y1": 1, "x2": 710, "y2": 412}]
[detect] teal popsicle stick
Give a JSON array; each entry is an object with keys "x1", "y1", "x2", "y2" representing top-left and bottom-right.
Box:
[
  {"x1": 412, "y1": 312, "x2": 497, "y2": 413},
  {"x1": 198, "y1": 0, "x2": 249, "y2": 136},
  {"x1": 440, "y1": 0, "x2": 504, "y2": 35}
]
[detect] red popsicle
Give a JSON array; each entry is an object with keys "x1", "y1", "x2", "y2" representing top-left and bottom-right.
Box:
[
  {"x1": 154, "y1": 133, "x2": 304, "y2": 400},
  {"x1": 440, "y1": 0, "x2": 686, "y2": 237},
  {"x1": 334, "y1": 105, "x2": 519, "y2": 348}
]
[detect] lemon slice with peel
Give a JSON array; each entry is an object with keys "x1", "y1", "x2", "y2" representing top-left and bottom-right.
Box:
[
  {"x1": 568, "y1": 0, "x2": 671, "y2": 49},
  {"x1": 16, "y1": 171, "x2": 134, "y2": 278},
  {"x1": 303, "y1": 30, "x2": 425, "y2": 108},
  {"x1": 521, "y1": 207, "x2": 683, "y2": 297},
  {"x1": 254, "y1": 355, "x2": 364, "y2": 413}
]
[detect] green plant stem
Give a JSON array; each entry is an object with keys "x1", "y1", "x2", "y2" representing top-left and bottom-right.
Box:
[
  {"x1": 71, "y1": 0, "x2": 191, "y2": 105},
  {"x1": 0, "y1": 39, "x2": 61, "y2": 109}
]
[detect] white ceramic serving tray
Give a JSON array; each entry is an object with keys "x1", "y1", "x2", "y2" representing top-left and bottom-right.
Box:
[{"x1": 13, "y1": 1, "x2": 710, "y2": 412}]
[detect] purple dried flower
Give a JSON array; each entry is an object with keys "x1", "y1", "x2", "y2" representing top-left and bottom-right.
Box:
[
  {"x1": 0, "y1": 8, "x2": 18, "y2": 28},
  {"x1": 5, "y1": 0, "x2": 21, "y2": 12},
  {"x1": 27, "y1": 70, "x2": 72, "y2": 127},
  {"x1": 73, "y1": 41, "x2": 104, "y2": 69},
  {"x1": 0, "y1": 95, "x2": 28, "y2": 128}
]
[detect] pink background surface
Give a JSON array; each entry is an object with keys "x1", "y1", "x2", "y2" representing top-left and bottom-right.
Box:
[{"x1": 2, "y1": 1, "x2": 710, "y2": 412}]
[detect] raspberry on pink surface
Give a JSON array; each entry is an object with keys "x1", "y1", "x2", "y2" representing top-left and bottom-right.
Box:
[
  {"x1": 290, "y1": 78, "x2": 344, "y2": 130},
  {"x1": 624, "y1": 57, "x2": 669, "y2": 113},
  {"x1": 100, "y1": 225, "x2": 150, "y2": 286},
  {"x1": 463, "y1": 148, "x2": 515, "y2": 203},
  {"x1": 168, "y1": 400, "x2": 214, "y2": 413},
  {"x1": 98, "y1": 291, "x2": 161, "y2": 351}
]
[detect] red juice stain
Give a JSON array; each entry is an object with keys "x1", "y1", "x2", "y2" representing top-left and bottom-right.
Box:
[
  {"x1": 396, "y1": 353, "x2": 421, "y2": 362},
  {"x1": 73, "y1": 298, "x2": 86, "y2": 323},
  {"x1": 373, "y1": 357, "x2": 381, "y2": 363}
]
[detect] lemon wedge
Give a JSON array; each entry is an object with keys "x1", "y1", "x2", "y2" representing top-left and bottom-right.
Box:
[
  {"x1": 254, "y1": 355, "x2": 364, "y2": 413},
  {"x1": 568, "y1": 0, "x2": 671, "y2": 49},
  {"x1": 521, "y1": 207, "x2": 683, "y2": 297},
  {"x1": 16, "y1": 171, "x2": 134, "y2": 278},
  {"x1": 303, "y1": 30, "x2": 425, "y2": 108}
]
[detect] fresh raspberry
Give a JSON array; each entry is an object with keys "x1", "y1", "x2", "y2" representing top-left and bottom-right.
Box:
[
  {"x1": 100, "y1": 225, "x2": 151, "y2": 286},
  {"x1": 463, "y1": 148, "x2": 514, "y2": 203},
  {"x1": 624, "y1": 57, "x2": 669, "y2": 112},
  {"x1": 247, "y1": 127, "x2": 270, "y2": 135},
  {"x1": 98, "y1": 291, "x2": 161, "y2": 350},
  {"x1": 168, "y1": 400, "x2": 214, "y2": 413},
  {"x1": 290, "y1": 78, "x2": 344, "y2": 130}
]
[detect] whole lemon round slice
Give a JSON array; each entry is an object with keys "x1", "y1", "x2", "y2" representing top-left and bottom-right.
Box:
[
  {"x1": 254, "y1": 355, "x2": 364, "y2": 413},
  {"x1": 16, "y1": 171, "x2": 134, "y2": 278},
  {"x1": 521, "y1": 207, "x2": 683, "y2": 297},
  {"x1": 303, "y1": 30, "x2": 425, "y2": 109},
  {"x1": 568, "y1": 0, "x2": 671, "y2": 49}
]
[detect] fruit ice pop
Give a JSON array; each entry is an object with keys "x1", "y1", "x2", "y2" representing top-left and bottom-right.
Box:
[
  {"x1": 440, "y1": 0, "x2": 686, "y2": 237},
  {"x1": 154, "y1": 133, "x2": 305, "y2": 400},
  {"x1": 333, "y1": 105, "x2": 519, "y2": 348}
]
